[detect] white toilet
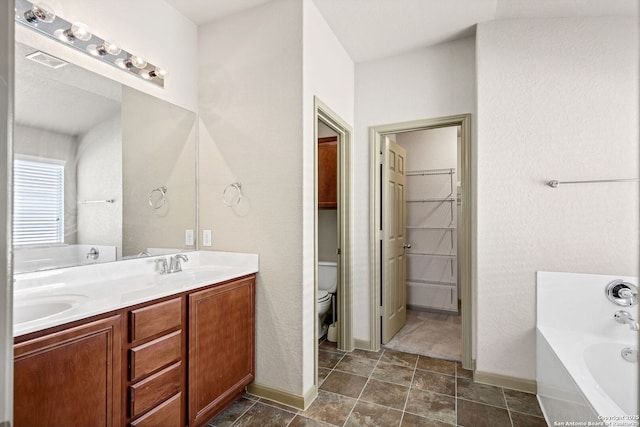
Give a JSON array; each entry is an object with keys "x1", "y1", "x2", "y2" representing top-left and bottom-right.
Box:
[{"x1": 317, "y1": 261, "x2": 337, "y2": 337}]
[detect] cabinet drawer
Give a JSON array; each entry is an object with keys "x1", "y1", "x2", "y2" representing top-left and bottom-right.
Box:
[
  {"x1": 130, "y1": 298, "x2": 182, "y2": 343},
  {"x1": 130, "y1": 330, "x2": 182, "y2": 381},
  {"x1": 129, "y1": 362, "x2": 182, "y2": 418},
  {"x1": 129, "y1": 392, "x2": 182, "y2": 427}
]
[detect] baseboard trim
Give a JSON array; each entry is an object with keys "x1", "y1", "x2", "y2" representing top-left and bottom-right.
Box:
[
  {"x1": 473, "y1": 370, "x2": 537, "y2": 394},
  {"x1": 354, "y1": 338, "x2": 372, "y2": 350},
  {"x1": 246, "y1": 382, "x2": 317, "y2": 411}
]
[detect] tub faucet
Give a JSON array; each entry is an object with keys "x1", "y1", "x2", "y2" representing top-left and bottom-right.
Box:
[
  {"x1": 168, "y1": 254, "x2": 189, "y2": 273},
  {"x1": 614, "y1": 310, "x2": 640, "y2": 331}
]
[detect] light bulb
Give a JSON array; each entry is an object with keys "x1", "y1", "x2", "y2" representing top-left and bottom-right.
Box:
[
  {"x1": 139, "y1": 67, "x2": 168, "y2": 80},
  {"x1": 103, "y1": 41, "x2": 121, "y2": 56},
  {"x1": 55, "y1": 22, "x2": 92, "y2": 42},
  {"x1": 154, "y1": 67, "x2": 168, "y2": 79},
  {"x1": 87, "y1": 41, "x2": 121, "y2": 57},
  {"x1": 114, "y1": 58, "x2": 129, "y2": 69},
  {"x1": 70, "y1": 22, "x2": 91, "y2": 41},
  {"x1": 130, "y1": 56, "x2": 147, "y2": 69},
  {"x1": 24, "y1": 3, "x2": 56, "y2": 23}
]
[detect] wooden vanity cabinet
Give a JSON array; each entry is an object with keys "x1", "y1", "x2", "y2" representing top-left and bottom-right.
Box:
[
  {"x1": 14, "y1": 315, "x2": 122, "y2": 427},
  {"x1": 188, "y1": 276, "x2": 255, "y2": 426},
  {"x1": 126, "y1": 296, "x2": 185, "y2": 427},
  {"x1": 13, "y1": 274, "x2": 256, "y2": 427},
  {"x1": 318, "y1": 136, "x2": 338, "y2": 209}
]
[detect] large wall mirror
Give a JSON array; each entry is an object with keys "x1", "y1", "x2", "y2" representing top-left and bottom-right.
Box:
[{"x1": 14, "y1": 41, "x2": 196, "y2": 274}]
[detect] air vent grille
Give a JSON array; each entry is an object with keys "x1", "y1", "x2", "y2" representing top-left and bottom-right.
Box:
[{"x1": 25, "y1": 51, "x2": 68, "y2": 69}]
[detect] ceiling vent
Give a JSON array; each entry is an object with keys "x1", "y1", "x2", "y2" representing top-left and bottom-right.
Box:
[{"x1": 25, "y1": 51, "x2": 68, "y2": 69}]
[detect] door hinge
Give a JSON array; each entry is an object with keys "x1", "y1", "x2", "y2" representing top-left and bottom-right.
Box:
[
  {"x1": 379, "y1": 306, "x2": 384, "y2": 316},
  {"x1": 337, "y1": 248, "x2": 341, "y2": 255}
]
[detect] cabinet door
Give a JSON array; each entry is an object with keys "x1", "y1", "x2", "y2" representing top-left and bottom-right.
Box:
[
  {"x1": 318, "y1": 137, "x2": 338, "y2": 209},
  {"x1": 14, "y1": 315, "x2": 122, "y2": 427},
  {"x1": 188, "y1": 276, "x2": 255, "y2": 426}
]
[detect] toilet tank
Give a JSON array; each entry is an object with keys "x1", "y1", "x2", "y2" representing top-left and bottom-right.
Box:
[{"x1": 318, "y1": 261, "x2": 337, "y2": 293}]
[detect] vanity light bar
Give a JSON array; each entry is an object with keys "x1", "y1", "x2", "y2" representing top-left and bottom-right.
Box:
[{"x1": 14, "y1": 0, "x2": 166, "y2": 88}]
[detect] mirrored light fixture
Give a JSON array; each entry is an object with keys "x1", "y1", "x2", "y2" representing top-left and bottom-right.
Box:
[
  {"x1": 23, "y1": 2, "x2": 55, "y2": 23},
  {"x1": 14, "y1": 0, "x2": 166, "y2": 87}
]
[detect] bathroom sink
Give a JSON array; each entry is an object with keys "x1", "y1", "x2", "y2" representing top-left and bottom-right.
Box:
[{"x1": 14, "y1": 294, "x2": 88, "y2": 324}]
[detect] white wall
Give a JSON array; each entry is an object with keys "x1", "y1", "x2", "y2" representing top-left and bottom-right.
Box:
[
  {"x1": 354, "y1": 37, "x2": 476, "y2": 341},
  {"x1": 475, "y1": 17, "x2": 639, "y2": 381},
  {"x1": 198, "y1": 0, "x2": 306, "y2": 396},
  {"x1": 122, "y1": 87, "x2": 196, "y2": 257},
  {"x1": 15, "y1": 0, "x2": 198, "y2": 112},
  {"x1": 302, "y1": 0, "x2": 354, "y2": 392},
  {"x1": 77, "y1": 114, "x2": 122, "y2": 254}
]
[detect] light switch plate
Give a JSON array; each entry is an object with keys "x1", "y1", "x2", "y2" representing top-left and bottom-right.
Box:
[
  {"x1": 185, "y1": 229, "x2": 194, "y2": 246},
  {"x1": 203, "y1": 230, "x2": 212, "y2": 247}
]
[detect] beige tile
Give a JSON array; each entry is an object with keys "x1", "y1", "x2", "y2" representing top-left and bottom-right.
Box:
[
  {"x1": 404, "y1": 389, "x2": 456, "y2": 425},
  {"x1": 233, "y1": 402, "x2": 296, "y2": 427},
  {"x1": 400, "y1": 412, "x2": 455, "y2": 427},
  {"x1": 207, "y1": 397, "x2": 256, "y2": 426},
  {"x1": 350, "y1": 348, "x2": 383, "y2": 361},
  {"x1": 319, "y1": 340, "x2": 345, "y2": 354},
  {"x1": 300, "y1": 390, "x2": 357, "y2": 426},
  {"x1": 318, "y1": 368, "x2": 332, "y2": 386},
  {"x1": 320, "y1": 370, "x2": 368, "y2": 398},
  {"x1": 334, "y1": 354, "x2": 378, "y2": 377},
  {"x1": 457, "y1": 399, "x2": 511, "y2": 427},
  {"x1": 384, "y1": 310, "x2": 462, "y2": 361},
  {"x1": 504, "y1": 389, "x2": 544, "y2": 417},
  {"x1": 510, "y1": 411, "x2": 548, "y2": 427},
  {"x1": 456, "y1": 378, "x2": 506, "y2": 408},
  {"x1": 288, "y1": 415, "x2": 335, "y2": 427},
  {"x1": 370, "y1": 361, "x2": 415, "y2": 387},
  {"x1": 416, "y1": 356, "x2": 456, "y2": 376},
  {"x1": 345, "y1": 401, "x2": 403, "y2": 427},
  {"x1": 412, "y1": 370, "x2": 455, "y2": 396},
  {"x1": 359, "y1": 378, "x2": 409, "y2": 411},
  {"x1": 380, "y1": 349, "x2": 419, "y2": 367},
  {"x1": 318, "y1": 350, "x2": 343, "y2": 369}
]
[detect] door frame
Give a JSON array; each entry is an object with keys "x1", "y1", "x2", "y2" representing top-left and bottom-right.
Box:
[
  {"x1": 0, "y1": 2, "x2": 14, "y2": 424},
  {"x1": 314, "y1": 97, "x2": 353, "y2": 354},
  {"x1": 369, "y1": 114, "x2": 473, "y2": 369}
]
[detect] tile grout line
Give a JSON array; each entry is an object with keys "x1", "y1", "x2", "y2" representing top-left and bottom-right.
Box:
[
  {"x1": 226, "y1": 397, "x2": 258, "y2": 427},
  {"x1": 399, "y1": 351, "x2": 420, "y2": 426},
  {"x1": 503, "y1": 388, "x2": 515, "y2": 427},
  {"x1": 339, "y1": 349, "x2": 385, "y2": 427}
]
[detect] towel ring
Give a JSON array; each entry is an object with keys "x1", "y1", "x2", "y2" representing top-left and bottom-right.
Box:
[
  {"x1": 148, "y1": 186, "x2": 167, "y2": 209},
  {"x1": 223, "y1": 183, "x2": 243, "y2": 207}
]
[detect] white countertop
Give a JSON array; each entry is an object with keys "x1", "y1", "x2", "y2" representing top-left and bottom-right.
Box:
[{"x1": 13, "y1": 251, "x2": 259, "y2": 337}]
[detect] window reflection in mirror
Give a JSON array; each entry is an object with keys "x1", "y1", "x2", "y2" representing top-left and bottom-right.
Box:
[{"x1": 13, "y1": 41, "x2": 196, "y2": 274}]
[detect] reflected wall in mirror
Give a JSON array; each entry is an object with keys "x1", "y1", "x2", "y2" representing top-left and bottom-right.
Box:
[{"x1": 14, "y1": 42, "x2": 196, "y2": 274}]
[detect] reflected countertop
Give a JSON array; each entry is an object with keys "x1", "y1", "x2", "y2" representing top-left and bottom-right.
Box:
[{"x1": 13, "y1": 250, "x2": 259, "y2": 337}]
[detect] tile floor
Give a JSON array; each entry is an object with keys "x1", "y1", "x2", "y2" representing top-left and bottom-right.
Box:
[
  {"x1": 207, "y1": 341, "x2": 547, "y2": 427},
  {"x1": 384, "y1": 309, "x2": 462, "y2": 361}
]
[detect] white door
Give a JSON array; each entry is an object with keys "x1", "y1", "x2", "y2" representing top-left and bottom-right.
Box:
[{"x1": 381, "y1": 136, "x2": 408, "y2": 344}]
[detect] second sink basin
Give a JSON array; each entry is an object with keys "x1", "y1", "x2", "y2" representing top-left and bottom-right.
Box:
[{"x1": 14, "y1": 294, "x2": 88, "y2": 325}]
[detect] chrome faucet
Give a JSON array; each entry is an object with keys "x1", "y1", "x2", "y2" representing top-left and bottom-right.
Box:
[
  {"x1": 168, "y1": 254, "x2": 189, "y2": 273},
  {"x1": 614, "y1": 310, "x2": 640, "y2": 331}
]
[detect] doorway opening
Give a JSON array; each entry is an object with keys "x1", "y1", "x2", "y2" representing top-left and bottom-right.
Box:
[
  {"x1": 370, "y1": 114, "x2": 472, "y2": 369},
  {"x1": 314, "y1": 97, "x2": 353, "y2": 386}
]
